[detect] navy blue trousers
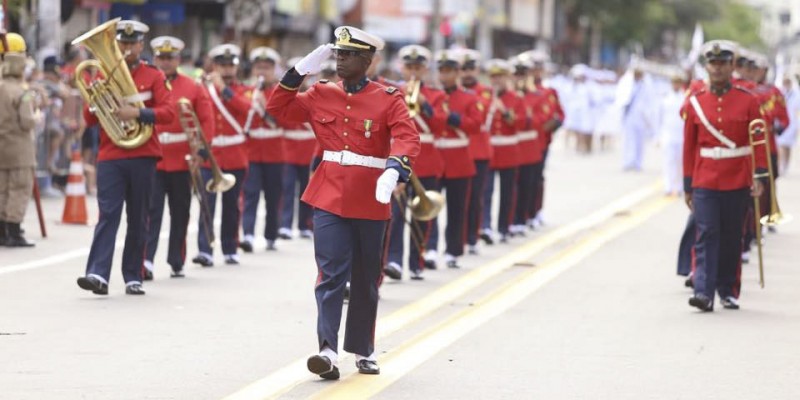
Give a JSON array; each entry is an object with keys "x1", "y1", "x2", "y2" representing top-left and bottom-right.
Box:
[
  {"x1": 146, "y1": 170, "x2": 191, "y2": 271},
  {"x1": 677, "y1": 214, "x2": 695, "y2": 277},
  {"x1": 386, "y1": 176, "x2": 439, "y2": 273},
  {"x1": 441, "y1": 177, "x2": 470, "y2": 257},
  {"x1": 481, "y1": 169, "x2": 495, "y2": 231},
  {"x1": 85, "y1": 158, "x2": 156, "y2": 284},
  {"x1": 280, "y1": 163, "x2": 311, "y2": 231},
  {"x1": 467, "y1": 160, "x2": 489, "y2": 246},
  {"x1": 514, "y1": 163, "x2": 535, "y2": 225},
  {"x1": 197, "y1": 168, "x2": 246, "y2": 256},
  {"x1": 692, "y1": 188, "x2": 749, "y2": 300},
  {"x1": 242, "y1": 162, "x2": 284, "y2": 241},
  {"x1": 313, "y1": 209, "x2": 387, "y2": 356}
]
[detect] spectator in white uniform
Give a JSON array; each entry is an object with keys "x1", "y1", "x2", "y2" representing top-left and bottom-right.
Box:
[{"x1": 657, "y1": 70, "x2": 688, "y2": 195}]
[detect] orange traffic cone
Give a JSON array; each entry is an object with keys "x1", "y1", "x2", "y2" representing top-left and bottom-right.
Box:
[{"x1": 62, "y1": 150, "x2": 89, "y2": 225}]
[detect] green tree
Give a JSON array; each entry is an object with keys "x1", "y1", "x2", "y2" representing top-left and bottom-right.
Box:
[{"x1": 702, "y1": 0, "x2": 764, "y2": 49}]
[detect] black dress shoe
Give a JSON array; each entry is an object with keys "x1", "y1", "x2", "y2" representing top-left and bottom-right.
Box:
[
  {"x1": 688, "y1": 294, "x2": 713, "y2": 312},
  {"x1": 384, "y1": 263, "x2": 402, "y2": 280},
  {"x1": 684, "y1": 277, "x2": 694, "y2": 288},
  {"x1": 238, "y1": 241, "x2": 253, "y2": 253},
  {"x1": 77, "y1": 276, "x2": 108, "y2": 295},
  {"x1": 143, "y1": 269, "x2": 154, "y2": 281},
  {"x1": 356, "y1": 359, "x2": 380, "y2": 375},
  {"x1": 307, "y1": 355, "x2": 339, "y2": 380},
  {"x1": 423, "y1": 259, "x2": 437, "y2": 270},
  {"x1": 446, "y1": 260, "x2": 460, "y2": 269},
  {"x1": 479, "y1": 232, "x2": 494, "y2": 245},
  {"x1": 266, "y1": 240, "x2": 277, "y2": 251},
  {"x1": 278, "y1": 232, "x2": 293, "y2": 240},
  {"x1": 191, "y1": 255, "x2": 214, "y2": 267},
  {"x1": 171, "y1": 268, "x2": 185, "y2": 278},
  {"x1": 125, "y1": 284, "x2": 146, "y2": 295}
]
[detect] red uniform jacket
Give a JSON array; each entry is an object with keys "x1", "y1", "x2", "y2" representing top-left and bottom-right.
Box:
[
  {"x1": 535, "y1": 84, "x2": 564, "y2": 147},
  {"x1": 407, "y1": 83, "x2": 447, "y2": 178},
  {"x1": 283, "y1": 120, "x2": 317, "y2": 166},
  {"x1": 437, "y1": 87, "x2": 482, "y2": 179},
  {"x1": 518, "y1": 89, "x2": 549, "y2": 165},
  {"x1": 754, "y1": 83, "x2": 789, "y2": 155},
  {"x1": 206, "y1": 81, "x2": 251, "y2": 170},
  {"x1": 268, "y1": 79, "x2": 420, "y2": 220},
  {"x1": 247, "y1": 84, "x2": 286, "y2": 163},
  {"x1": 465, "y1": 83, "x2": 493, "y2": 161},
  {"x1": 84, "y1": 61, "x2": 175, "y2": 161},
  {"x1": 488, "y1": 90, "x2": 526, "y2": 170},
  {"x1": 155, "y1": 73, "x2": 214, "y2": 172},
  {"x1": 683, "y1": 85, "x2": 767, "y2": 192}
]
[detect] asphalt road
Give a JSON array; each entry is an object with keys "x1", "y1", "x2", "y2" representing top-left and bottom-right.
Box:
[{"x1": 2, "y1": 138, "x2": 798, "y2": 400}]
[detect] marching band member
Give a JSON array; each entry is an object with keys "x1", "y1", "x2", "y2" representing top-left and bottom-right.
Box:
[
  {"x1": 76, "y1": 20, "x2": 175, "y2": 295},
  {"x1": 528, "y1": 50, "x2": 564, "y2": 229},
  {"x1": 481, "y1": 59, "x2": 524, "y2": 243},
  {"x1": 144, "y1": 36, "x2": 214, "y2": 279},
  {"x1": 384, "y1": 44, "x2": 446, "y2": 280},
  {"x1": 191, "y1": 44, "x2": 249, "y2": 267},
  {"x1": 684, "y1": 40, "x2": 766, "y2": 311},
  {"x1": 0, "y1": 34, "x2": 37, "y2": 247},
  {"x1": 240, "y1": 47, "x2": 286, "y2": 251},
  {"x1": 267, "y1": 26, "x2": 419, "y2": 378},
  {"x1": 435, "y1": 49, "x2": 482, "y2": 269},
  {"x1": 459, "y1": 49, "x2": 492, "y2": 255},
  {"x1": 279, "y1": 57, "x2": 318, "y2": 241}
]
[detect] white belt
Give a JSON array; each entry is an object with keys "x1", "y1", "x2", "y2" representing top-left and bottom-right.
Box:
[
  {"x1": 322, "y1": 150, "x2": 386, "y2": 169},
  {"x1": 211, "y1": 134, "x2": 246, "y2": 147},
  {"x1": 699, "y1": 146, "x2": 751, "y2": 160},
  {"x1": 284, "y1": 130, "x2": 316, "y2": 141},
  {"x1": 434, "y1": 137, "x2": 470, "y2": 149},
  {"x1": 419, "y1": 133, "x2": 435, "y2": 144},
  {"x1": 517, "y1": 130, "x2": 539, "y2": 141},
  {"x1": 490, "y1": 135, "x2": 519, "y2": 146},
  {"x1": 249, "y1": 127, "x2": 284, "y2": 139},
  {"x1": 158, "y1": 132, "x2": 188, "y2": 144},
  {"x1": 125, "y1": 91, "x2": 152, "y2": 103}
]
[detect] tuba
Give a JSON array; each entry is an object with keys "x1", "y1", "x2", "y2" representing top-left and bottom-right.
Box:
[{"x1": 71, "y1": 18, "x2": 153, "y2": 149}]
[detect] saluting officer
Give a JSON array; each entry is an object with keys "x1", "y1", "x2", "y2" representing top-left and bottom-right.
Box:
[
  {"x1": 435, "y1": 49, "x2": 482, "y2": 269},
  {"x1": 683, "y1": 40, "x2": 766, "y2": 311},
  {"x1": 268, "y1": 26, "x2": 419, "y2": 378},
  {"x1": 481, "y1": 59, "x2": 524, "y2": 243},
  {"x1": 144, "y1": 36, "x2": 214, "y2": 279},
  {"x1": 459, "y1": 49, "x2": 492, "y2": 255},
  {"x1": 0, "y1": 37, "x2": 38, "y2": 247},
  {"x1": 191, "y1": 44, "x2": 250, "y2": 267},
  {"x1": 76, "y1": 20, "x2": 175, "y2": 295},
  {"x1": 240, "y1": 47, "x2": 286, "y2": 252},
  {"x1": 384, "y1": 44, "x2": 447, "y2": 280}
]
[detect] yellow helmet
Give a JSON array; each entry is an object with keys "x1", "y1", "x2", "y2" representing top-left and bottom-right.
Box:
[{"x1": 0, "y1": 33, "x2": 27, "y2": 54}]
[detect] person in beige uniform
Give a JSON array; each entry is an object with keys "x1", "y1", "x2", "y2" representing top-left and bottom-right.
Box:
[{"x1": 0, "y1": 51, "x2": 38, "y2": 247}]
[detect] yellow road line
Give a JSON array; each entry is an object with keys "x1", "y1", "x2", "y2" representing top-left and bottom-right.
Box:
[
  {"x1": 310, "y1": 196, "x2": 674, "y2": 399},
  {"x1": 221, "y1": 182, "x2": 662, "y2": 400}
]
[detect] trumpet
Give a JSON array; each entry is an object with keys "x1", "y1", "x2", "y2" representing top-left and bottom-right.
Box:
[
  {"x1": 748, "y1": 119, "x2": 769, "y2": 288},
  {"x1": 405, "y1": 77, "x2": 422, "y2": 118},
  {"x1": 71, "y1": 18, "x2": 153, "y2": 149}
]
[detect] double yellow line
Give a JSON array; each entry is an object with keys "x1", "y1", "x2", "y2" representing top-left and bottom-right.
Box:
[{"x1": 222, "y1": 182, "x2": 667, "y2": 400}]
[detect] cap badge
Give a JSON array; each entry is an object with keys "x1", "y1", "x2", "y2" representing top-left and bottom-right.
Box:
[
  {"x1": 336, "y1": 27, "x2": 370, "y2": 51},
  {"x1": 712, "y1": 43, "x2": 721, "y2": 55},
  {"x1": 410, "y1": 48, "x2": 419, "y2": 58},
  {"x1": 124, "y1": 24, "x2": 135, "y2": 35},
  {"x1": 224, "y1": 48, "x2": 232, "y2": 57}
]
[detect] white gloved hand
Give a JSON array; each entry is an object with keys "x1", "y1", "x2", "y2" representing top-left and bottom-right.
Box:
[
  {"x1": 294, "y1": 44, "x2": 334, "y2": 76},
  {"x1": 375, "y1": 169, "x2": 400, "y2": 204}
]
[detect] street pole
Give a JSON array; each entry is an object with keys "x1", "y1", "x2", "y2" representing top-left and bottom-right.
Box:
[
  {"x1": 431, "y1": 0, "x2": 443, "y2": 82},
  {"x1": 476, "y1": 0, "x2": 492, "y2": 60}
]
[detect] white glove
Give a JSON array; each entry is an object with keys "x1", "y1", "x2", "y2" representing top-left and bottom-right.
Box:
[
  {"x1": 375, "y1": 169, "x2": 400, "y2": 204},
  {"x1": 295, "y1": 44, "x2": 334, "y2": 76}
]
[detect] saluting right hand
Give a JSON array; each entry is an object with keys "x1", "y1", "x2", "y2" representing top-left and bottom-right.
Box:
[
  {"x1": 207, "y1": 72, "x2": 225, "y2": 91},
  {"x1": 295, "y1": 44, "x2": 334, "y2": 76}
]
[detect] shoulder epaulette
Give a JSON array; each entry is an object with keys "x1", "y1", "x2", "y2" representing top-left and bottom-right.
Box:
[{"x1": 385, "y1": 86, "x2": 398, "y2": 94}]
